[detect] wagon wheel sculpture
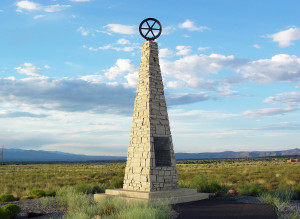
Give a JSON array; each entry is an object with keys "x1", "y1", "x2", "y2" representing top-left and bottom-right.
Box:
[{"x1": 139, "y1": 18, "x2": 162, "y2": 41}]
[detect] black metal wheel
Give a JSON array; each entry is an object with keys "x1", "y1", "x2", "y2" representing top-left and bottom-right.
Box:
[{"x1": 139, "y1": 18, "x2": 162, "y2": 41}]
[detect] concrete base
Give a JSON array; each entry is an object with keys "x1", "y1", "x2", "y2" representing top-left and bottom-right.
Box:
[{"x1": 94, "y1": 188, "x2": 209, "y2": 204}]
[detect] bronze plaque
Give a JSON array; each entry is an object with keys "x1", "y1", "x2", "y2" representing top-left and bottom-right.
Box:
[{"x1": 154, "y1": 137, "x2": 171, "y2": 166}]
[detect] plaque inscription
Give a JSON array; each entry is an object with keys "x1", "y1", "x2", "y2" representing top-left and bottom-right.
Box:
[{"x1": 154, "y1": 137, "x2": 171, "y2": 167}]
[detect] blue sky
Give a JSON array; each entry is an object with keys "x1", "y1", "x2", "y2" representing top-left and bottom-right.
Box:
[{"x1": 0, "y1": 0, "x2": 300, "y2": 155}]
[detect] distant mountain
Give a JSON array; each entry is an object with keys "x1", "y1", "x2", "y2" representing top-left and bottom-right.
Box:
[
  {"x1": 2, "y1": 148, "x2": 299, "y2": 163},
  {"x1": 3, "y1": 148, "x2": 125, "y2": 162},
  {"x1": 175, "y1": 148, "x2": 300, "y2": 159}
]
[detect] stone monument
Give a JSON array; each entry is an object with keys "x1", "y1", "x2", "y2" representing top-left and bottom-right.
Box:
[{"x1": 94, "y1": 18, "x2": 209, "y2": 204}]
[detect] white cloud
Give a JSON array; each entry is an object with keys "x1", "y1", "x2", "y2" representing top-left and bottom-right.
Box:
[
  {"x1": 160, "y1": 53, "x2": 238, "y2": 88},
  {"x1": 238, "y1": 54, "x2": 300, "y2": 83},
  {"x1": 159, "y1": 48, "x2": 173, "y2": 58},
  {"x1": 44, "y1": 65, "x2": 51, "y2": 69},
  {"x1": 264, "y1": 92, "x2": 300, "y2": 107},
  {"x1": 253, "y1": 44, "x2": 261, "y2": 49},
  {"x1": 179, "y1": 19, "x2": 209, "y2": 32},
  {"x1": 104, "y1": 24, "x2": 137, "y2": 35},
  {"x1": 0, "y1": 10, "x2": 4, "y2": 13},
  {"x1": 33, "y1": 14, "x2": 45, "y2": 19},
  {"x1": 162, "y1": 25, "x2": 176, "y2": 35},
  {"x1": 83, "y1": 41, "x2": 139, "y2": 53},
  {"x1": 16, "y1": 1, "x2": 39, "y2": 11},
  {"x1": 198, "y1": 46, "x2": 210, "y2": 51},
  {"x1": 124, "y1": 72, "x2": 138, "y2": 88},
  {"x1": 243, "y1": 107, "x2": 298, "y2": 117},
  {"x1": 80, "y1": 75, "x2": 104, "y2": 83},
  {"x1": 268, "y1": 27, "x2": 300, "y2": 47},
  {"x1": 15, "y1": 1, "x2": 70, "y2": 13},
  {"x1": 117, "y1": 38, "x2": 130, "y2": 45},
  {"x1": 176, "y1": 45, "x2": 192, "y2": 56},
  {"x1": 104, "y1": 59, "x2": 137, "y2": 80},
  {"x1": 44, "y1": 4, "x2": 71, "y2": 12},
  {"x1": 77, "y1": 26, "x2": 89, "y2": 36},
  {"x1": 15, "y1": 63, "x2": 42, "y2": 76}
]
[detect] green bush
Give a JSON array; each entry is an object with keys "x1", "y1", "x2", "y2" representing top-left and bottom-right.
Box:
[
  {"x1": 191, "y1": 175, "x2": 223, "y2": 193},
  {"x1": 238, "y1": 184, "x2": 266, "y2": 197},
  {"x1": 0, "y1": 204, "x2": 21, "y2": 218},
  {"x1": 45, "y1": 190, "x2": 56, "y2": 197},
  {"x1": 30, "y1": 189, "x2": 46, "y2": 198},
  {"x1": 0, "y1": 208, "x2": 9, "y2": 219},
  {"x1": 110, "y1": 176, "x2": 123, "y2": 189},
  {"x1": 0, "y1": 194, "x2": 16, "y2": 203},
  {"x1": 74, "y1": 184, "x2": 93, "y2": 194},
  {"x1": 91, "y1": 184, "x2": 107, "y2": 194}
]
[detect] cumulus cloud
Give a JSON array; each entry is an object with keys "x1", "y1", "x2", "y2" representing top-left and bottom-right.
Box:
[
  {"x1": 104, "y1": 24, "x2": 137, "y2": 35},
  {"x1": 179, "y1": 19, "x2": 209, "y2": 32},
  {"x1": 16, "y1": 1, "x2": 70, "y2": 13},
  {"x1": 268, "y1": 27, "x2": 300, "y2": 47},
  {"x1": 80, "y1": 75, "x2": 104, "y2": 83},
  {"x1": 176, "y1": 45, "x2": 192, "y2": 56},
  {"x1": 15, "y1": 63, "x2": 42, "y2": 76},
  {"x1": 124, "y1": 72, "x2": 138, "y2": 88},
  {"x1": 238, "y1": 54, "x2": 300, "y2": 83},
  {"x1": 16, "y1": 1, "x2": 39, "y2": 11},
  {"x1": 44, "y1": 65, "x2": 51, "y2": 69},
  {"x1": 243, "y1": 107, "x2": 298, "y2": 117},
  {"x1": 104, "y1": 59, "x2": 137, "y2": 80},
  {"x1": 160, "y1": 53, "x2": 242, "y2": 89},
  {"x1": 264, "y1": 92, "x2": 300, "y2": 107},
  {"x1": 159, "y1": 48, "x2": 173, "y2": 58},
  {"x1": 0, "y1": 77, "x2": 136, "y2": 114}
]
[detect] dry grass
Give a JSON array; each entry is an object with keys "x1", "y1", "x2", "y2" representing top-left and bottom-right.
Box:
[{"x1": 0, "y1": 158, "x2": 299, "y2": 199}]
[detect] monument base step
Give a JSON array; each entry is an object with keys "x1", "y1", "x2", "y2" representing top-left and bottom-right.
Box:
[{"x1": 94, "y1": 188, "x2": 209, "y2": 204}]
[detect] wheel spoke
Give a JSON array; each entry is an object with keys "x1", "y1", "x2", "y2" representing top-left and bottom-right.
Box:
[
  {"x1": 152, "y1": 28, "x2": 160, "y2": 30},
  {"x1": 150, "y1": 21, "x2": 156, "y2": 28},
  {"x1": 146, "y1": 21, "x2": 150, "y2": 28},
  {"x1": 150, "y1": 30, "x2": 155, "y2": 37},
  {"x1": 145, "y1": 30, "x2": 150, "y2": 37}
]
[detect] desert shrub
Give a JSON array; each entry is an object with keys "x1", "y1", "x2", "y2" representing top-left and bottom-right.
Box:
[
  {"x1": 100, "y1": 204, "x2": 117, "y2": 216},
  {"x1": 45, "y1": 190, "x2": 56, "y2": 197},
  {"x1": 238, "y1": 184, "x2": 266, "y2": 197},
  {"x1": 0, "y1": 204, "x2": 21, "y2": 218},
  {"x1": 0, "y1": 208, "x2": 9, "y2": 219},
  {"x1": 74, "y1": 184, "x2": 93, "y2": 194},
  {"x1": 0, "y1": 194, "x2": 16, "y2": 203},
  {"x1": 191, "y1": 175, "x2": 223, "y2": 193},
  {"x1": 30, "y1": 189, "x2": 46, "y2": 198},
  {"x1": 259, "y1": 190, "x2": 300, "y2": 218},
  {"x1": 91, "y1": 184, "x2": 107, "y2": 194},
  {"x1": 110, "y1": 176, "x2": 123, "y2": 189},
  {"x1": 55, "y1": 187, "x2": 172, "y2": 219},
  {"x1": 19, "y1": 196, "x2": 33, "y2": 201}
]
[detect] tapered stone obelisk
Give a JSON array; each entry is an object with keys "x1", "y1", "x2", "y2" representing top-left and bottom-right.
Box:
[
  {"x1": 122, "y1": 41, "x2": 179, "y2": 192},
  {"x1": 94, "y1": 18, "x2": 208, "y2": 203}
]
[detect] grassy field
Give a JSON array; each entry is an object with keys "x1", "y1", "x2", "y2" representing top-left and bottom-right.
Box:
[{"x1": 0, "y1": 157, "x2": 299, "y2": 199}]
